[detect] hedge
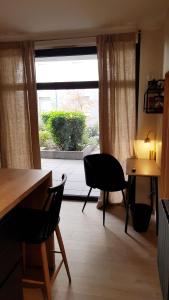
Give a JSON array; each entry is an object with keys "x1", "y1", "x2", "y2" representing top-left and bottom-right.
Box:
[{"x1": 41, "y1": 111, "x2": 86, "y2": 151}]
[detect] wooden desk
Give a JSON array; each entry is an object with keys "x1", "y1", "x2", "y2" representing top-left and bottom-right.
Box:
[
  {"x1": 0, "y1": 168, "x2": 52, "y2": 300},
  {"x1": 125, "y1": 158, "x2": 160, "y2": 234},
  {"x1": 126, "y1": 158, "x2": 160, "y2": 178}
]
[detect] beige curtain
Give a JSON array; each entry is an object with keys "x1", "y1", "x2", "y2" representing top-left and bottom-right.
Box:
[
  {"x1": 160, "y1": 71, "x2": 169, "y2": 198},
  {"x1": 96, "y1": 33, "x2": 136, "y2": 203},
  {"x1": 0, "y1": 41, "x2": 41, "y2": 169}
]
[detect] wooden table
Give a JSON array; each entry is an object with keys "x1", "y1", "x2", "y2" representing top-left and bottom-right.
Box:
[
  {"x1": 125, "y1": 158, "x2": 160, "y2": 234},
  {"x1": 0, "y1": 168, "x2": 52, "y2": 300}
]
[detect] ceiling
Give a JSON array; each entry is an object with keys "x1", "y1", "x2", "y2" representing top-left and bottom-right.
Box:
[{"x1": 0, "y1": 0, "x2": 169, "y2": 40}]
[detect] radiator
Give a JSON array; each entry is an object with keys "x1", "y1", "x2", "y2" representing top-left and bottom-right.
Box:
[{"x1": 158, "y1": 200, "x2": 169, "y2": 300}]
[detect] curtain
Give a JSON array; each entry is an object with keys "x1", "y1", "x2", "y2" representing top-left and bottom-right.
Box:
[
  {"x1": 96, "y1": 33, "x2": 136, "y2": 203},
  {"x1": 0, "y1": 41, "x2": 40, "y2": 169},
  {"x1": 160, "y1": 71, "x2": 169, "y2": 198}
]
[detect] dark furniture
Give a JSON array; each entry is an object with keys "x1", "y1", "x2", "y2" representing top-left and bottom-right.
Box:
[
  {"x1": 0, "y1": 210, "x2": 23, "y2": 300},
  {"x1": 158, "y1": 200, "x2": 169, "y2": 300},
  {"x1": 82, "y1": 153, "x2": 127, "y2": 226},
  {"x1": 0, "y1": 169, "x2": 53, "y2": 299},
  {"x1": 17, "y1": 174, "x2": 71, "y2": 300},
  {"x1": 125, "y1": 158, "x2": 160, "y2": 234}
]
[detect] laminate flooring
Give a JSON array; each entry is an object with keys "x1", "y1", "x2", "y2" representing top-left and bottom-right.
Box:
[{"x1": 24, "y1": 201, "x2": 162, "y2": 300}]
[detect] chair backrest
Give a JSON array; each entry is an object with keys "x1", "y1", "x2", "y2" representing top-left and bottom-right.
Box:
[
  {"x1": 84, "y1": 153, "x2": 126, "y2": 191},
  {"x1": 44, "y1": 174, "x2": 67, "y2": 234}
]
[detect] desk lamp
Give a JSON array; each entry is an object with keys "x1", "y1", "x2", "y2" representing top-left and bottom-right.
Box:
[{"x1": 144, "y1": 131, "x2": 156, "y2": 160}]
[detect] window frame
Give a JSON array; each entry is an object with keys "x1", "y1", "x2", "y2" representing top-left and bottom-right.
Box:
[{"x1": 35, "y1": 46, "x2": 99, "y2": 90}]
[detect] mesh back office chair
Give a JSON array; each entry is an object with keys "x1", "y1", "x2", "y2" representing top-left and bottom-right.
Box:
[
  {"x1": 82, "y1": 153, "x2": 128, "y2": 226},
  {"x1": 17, "y1": 174, "x2": 71, "y2": 300}
]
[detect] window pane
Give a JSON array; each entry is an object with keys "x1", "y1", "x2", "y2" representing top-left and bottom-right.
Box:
[
  {"x1": 35, "y1": 55, "x2": 98, "y2": 83},
  {"x1": 37, "y1": 89, "x2": 99, "y2": 128}
]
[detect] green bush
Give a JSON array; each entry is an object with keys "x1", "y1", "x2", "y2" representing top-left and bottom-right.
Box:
[
  {"x1": 41, "y1": 112, "x2": 51, "y2": 125},
  {"x1": 87, "y1": 124, "x2": 99, "y2": 138},
  {"x1": 85, "y1": 124, "x2": 99, "y2": 145},
  {"x1": 41, "y1": 111, "x2": 86, "y2": 151},
  {"x1": 39, "y1": 130, "x2": 53, "y2": 148}
]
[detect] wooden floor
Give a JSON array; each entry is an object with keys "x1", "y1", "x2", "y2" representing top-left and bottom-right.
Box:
[{"x1": 24, "y1": 201, "x2": 162, "y2": 300}]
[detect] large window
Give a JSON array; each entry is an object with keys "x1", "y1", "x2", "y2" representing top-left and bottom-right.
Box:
[
  {"x1": 36, "y1": 54, "x2": 98, "y2": 83},
  {"x1": 35, "y1": 47, "x2": 98, "y2": 86},
  {"x1": 35, "y1": 46, "x2": 99, "y2": 149}
]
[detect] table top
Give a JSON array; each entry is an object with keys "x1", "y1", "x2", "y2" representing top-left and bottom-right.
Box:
[
  {"x1": 0, "y1": 168, "x2": 52, "y2": 219},
  {"x1": 126, "y1": 158, "x2": 161, "y2": 177}
]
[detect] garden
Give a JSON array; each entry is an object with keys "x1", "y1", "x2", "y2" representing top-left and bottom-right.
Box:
[{"x1": 39, "y1": 111, "x2": 99, "y2": 159}]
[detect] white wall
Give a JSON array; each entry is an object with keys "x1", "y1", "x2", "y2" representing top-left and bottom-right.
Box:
[
  {"x1": 155, "y1": 13, "x2": 169, "y2": 167},
  {"x1": 136, "y1": 29, "x2": 164, "y2": 202},
  {"x1": 137, "y1": 29, "x2": 164, "y2": 140}
]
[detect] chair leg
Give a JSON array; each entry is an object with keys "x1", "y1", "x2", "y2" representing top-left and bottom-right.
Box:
[
  {"x1": 125, "y1": 202, "x2": 129, "y2": 233},
  {"x1": 122, "y1": 190, "x2": 126, "y2": 208},
  {"x1": 106, "y1": 191, "x2": 109, "y2": 206},
  {"x1": 103, "y1": 191, "x2": 106, "y2": 226},
  {"x1": 82, "y1": 187, "x2": 92, "y2": 212},
  {"x1": 55, "y1": 225, "x2": 71, "y2": 283},
  {"x1": 40, "y1": 242, "x2": 52, "y2": 300},
  {"x1": 125, "y1": 188, "x2": 130, "y2": 234}
]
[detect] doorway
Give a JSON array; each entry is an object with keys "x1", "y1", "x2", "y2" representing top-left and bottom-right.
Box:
[{"x1": 35, "y1": 46, "x2": 100, "y2": 198}]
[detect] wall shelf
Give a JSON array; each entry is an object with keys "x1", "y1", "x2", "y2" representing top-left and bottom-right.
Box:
[{"x1": 144, "y1": 79, "x2": 164, "y2": 113}]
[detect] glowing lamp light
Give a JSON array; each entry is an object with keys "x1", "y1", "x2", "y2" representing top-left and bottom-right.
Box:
[
  {"x1": 144, "y1": 131, "x2": 156, "y2": 160},
  {"x1": 134, "y1": 131, "x2": 156, "y2": 160}
]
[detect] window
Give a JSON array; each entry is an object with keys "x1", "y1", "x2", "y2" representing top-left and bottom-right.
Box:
[
  {"x1": 35, "y1": 46, "x2": 99, "y2": 150},
  {"x1": 35, "y1": 46, "x2": 98, "y2": 87}
]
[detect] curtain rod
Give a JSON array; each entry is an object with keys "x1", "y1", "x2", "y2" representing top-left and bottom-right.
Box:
[
  {"x1": 34, "y1": 29, "x2": 140, "y2": 43},
  {"x1": 0, "y1": 29, "x2": 140, "y2": 44},
  {"x1": 34, "y1": 30, "x2": 140, "y2": 50},
  {"x1": 35, "y1": 35, "x2": 96, "y2": 43}
]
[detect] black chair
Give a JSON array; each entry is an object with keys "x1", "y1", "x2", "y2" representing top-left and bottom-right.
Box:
[
  {"x1": 16, "y1": 174, "x2": 71, "y2": 300},
  {"x1": 82, "y1": 153, "x2": 128, "y2": 226}
]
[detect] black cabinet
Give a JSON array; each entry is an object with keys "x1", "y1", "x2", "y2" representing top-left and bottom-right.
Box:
[
  {"x1": 158, "y1": 200, "x2": 169, "y2": 300},
  {"x1": 0, "y1": 264, "x2": 23, "y2": 300},
  {"x1": 0, "y1": 210, "x2": 23, "y2": 300}
]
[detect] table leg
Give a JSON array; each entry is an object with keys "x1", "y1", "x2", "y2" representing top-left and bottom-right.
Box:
[
  {"x1": 125, "y1": 175, "x2": 135, "y2": 233},
  {"x1": 154, "y1": 176, "x2": 159, "y2": 235},
  {"x1": 150, "y1": 177, "x2": 154, "y2": 209}
]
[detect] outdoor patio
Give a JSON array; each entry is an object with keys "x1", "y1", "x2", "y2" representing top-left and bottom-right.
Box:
[{"x1": 41, "y1": 157, "x2": 100, "y2": 197}]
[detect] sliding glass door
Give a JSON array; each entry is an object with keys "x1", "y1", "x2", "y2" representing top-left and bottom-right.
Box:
[{"x1": 35, "y1": 47, "x2": 100, "y2": 198}]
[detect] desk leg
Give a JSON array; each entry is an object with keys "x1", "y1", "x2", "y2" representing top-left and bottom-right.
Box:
[
  {"x1": 125, "y1": 175, "x2": 135, "y2": 233},
  {"x1": 154, "y1": 176, "x2": 159, "y2": 235},
  {"x1": 150, "y1": 177, "x2": 154, "y2": 209}
]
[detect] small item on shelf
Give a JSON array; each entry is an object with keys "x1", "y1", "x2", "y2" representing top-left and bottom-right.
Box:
[
  {"x1": 144, "y1": 79, "x2": 164, "y2": 113},
  {"x1": 149, "y1": 150, "x2": 156, "y2": 160}
]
